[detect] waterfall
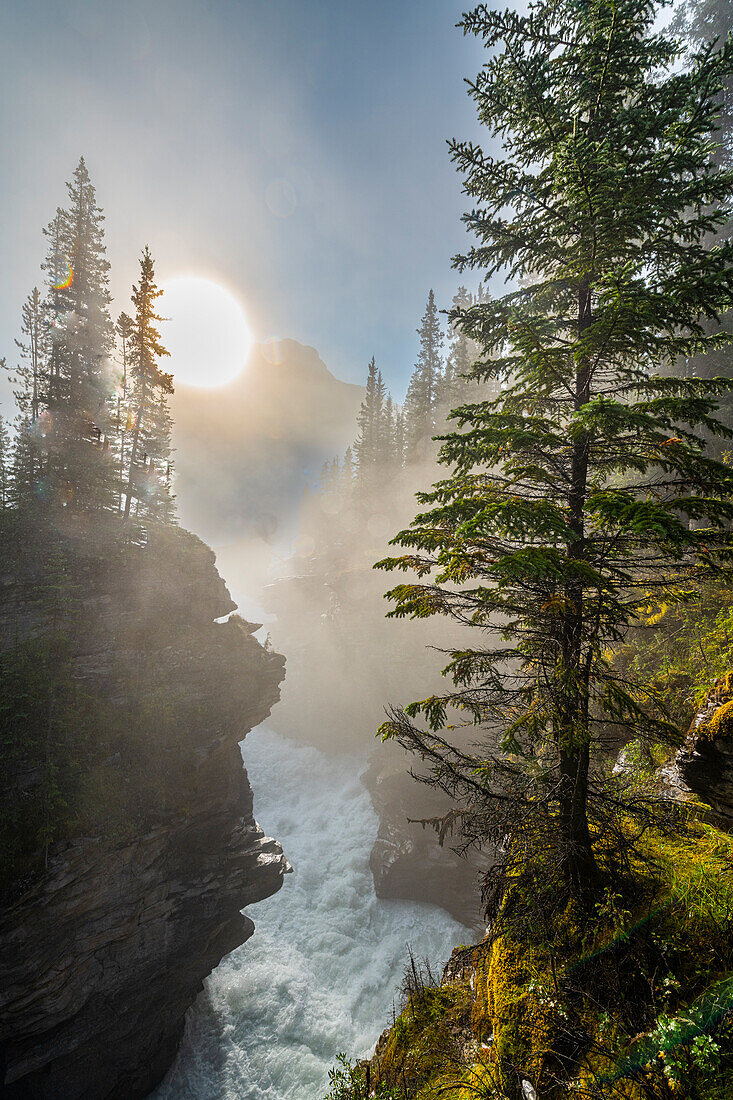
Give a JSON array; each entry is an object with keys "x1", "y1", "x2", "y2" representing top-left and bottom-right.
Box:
[{"x1": 153, "y1": 724, "x2": 471, "y2": 1100}]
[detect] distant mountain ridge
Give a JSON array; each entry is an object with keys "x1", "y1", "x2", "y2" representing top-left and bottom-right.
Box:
[{"x1": 171, "y1": 338, "x2": 364, "y2": 546}]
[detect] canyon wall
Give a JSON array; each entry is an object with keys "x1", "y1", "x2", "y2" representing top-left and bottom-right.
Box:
[{"x1": 0, "y1": 518, "x2": 289, "y2": 1100}]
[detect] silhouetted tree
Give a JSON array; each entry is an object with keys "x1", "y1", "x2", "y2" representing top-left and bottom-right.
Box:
[
  {"x1": 39, "y1": 159, "x2": 116, "y2": 511},
  {"x1": 673, "y1": 0, "x2": 733, "y2": 433},
  {"x1": 123, "y1": 247, "x2": 173, "y2": 523},
  {"x1": 0, "y1": 414, "x2": 10, "y2": 509},
  {"x1": 404, "y1": 290, "x2": 444, "y2": 460},
  {"x1": 354, "y1": 357, "x2": 387, "y2": 492},
  {"x1": 15, "y1": 288, "x2": 47, "y2": 422}
]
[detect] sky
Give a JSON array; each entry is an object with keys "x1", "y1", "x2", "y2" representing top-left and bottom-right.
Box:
[{"x1": 0, "y1": 0, "x2": 493, "y2": 409}]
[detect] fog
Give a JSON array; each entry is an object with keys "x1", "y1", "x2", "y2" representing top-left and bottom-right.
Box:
[{"x1": 172, "y1": 339, "x2": 363, "y2": 547}]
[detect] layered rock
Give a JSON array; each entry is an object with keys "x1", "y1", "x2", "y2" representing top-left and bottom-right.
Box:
[
  {"x1": 363, "y1": 748, "x2": 486, "y2": 933},
  {"x1": 0, "y1": 519, "x2": 289, "y2": 1100},
  {"x1": 672, "y1": 673, "x2": 733, "y2": 826}
]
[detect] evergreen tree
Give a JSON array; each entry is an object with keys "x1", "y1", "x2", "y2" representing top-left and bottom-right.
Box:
[
  {"x1": 393, "y1": 407, "x2": 406, "y2": 468},
  {"x1": 341, "y1": 445, "x2": 355, "y2": 495},
  {"x1": 354, "y1": 357, "x2": 387, "y2": 491},
  {"x1": 114, "y1": 312, "x2": 134, "y2": 511},
  {"x1": 40, "y1": 159, "x2": 116, "y2": 511},
  {"x1": 673, "y1": 0, "x2": 733, "y2": 430},
  {"x1": 15, "y1": 288, "x2": 47, "y2": 422},
  {"x1": 0, "y1": 413, "x2": 10, "y2": 509},
  {"x1": 11, "y1": 418, "x2": 39, "y2": 508},
  {"x1": 675, "y1": 0, "x2": 733, "y2": 165},
  {"x1": 378, "y1": 0, "x2": 733, "y2": 902},
  {"x1": 115, "y1": 312, "x2": 133, "y2": 397},
  {"x1": 444, "y1": 286, "x2": 473, "y2": 389},
  {"x1": 381, "y1": 396, "x2": 397, "y2": 465},
  {"x1": 123, "y1": 247, "x2": 173, "y2": 523},
  {"x1": 403, "y1": 290, "x2": 444, "y2": 460}
]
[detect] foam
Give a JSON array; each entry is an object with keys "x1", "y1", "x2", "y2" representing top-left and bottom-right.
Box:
[{"x1": 152, "y1": 725, "x2": 470, "y2": 1099}]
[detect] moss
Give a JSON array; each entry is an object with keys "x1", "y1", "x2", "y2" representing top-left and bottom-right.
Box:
[
  {"x1": 372, "y1": 983, "x2": 474, "y2": 1098},
  {"x1": 346, "y1": 820, "x2": 733, "y2": 1100},
  {"x1": 482, "y1": 934, "x2": 560, "y2": 1093},
  {"x1": 698, "y1": 696, "x2": 733, "y2": 743}
]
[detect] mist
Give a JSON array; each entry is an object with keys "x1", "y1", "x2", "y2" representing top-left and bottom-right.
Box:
[{"x1": 4, "y1": 2, "x2": 733, "y2": 1099}]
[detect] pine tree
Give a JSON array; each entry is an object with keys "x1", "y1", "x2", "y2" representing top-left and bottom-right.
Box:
[
  {"x1": 115, "y1": 312, "x2": 133, "y2": 396},
  {"x1": 393, "y1": 407, "x2": 406, "y2": 468},
  {"x1": 11, "y1": 418, "x2": 39, "y2": 507},
  {"x1": 403, "y1": 290, "x2": 444, "y2": 460},
  {"x1": 123, "y1": 247, "x2": 173, "y2": 524},
  {"x1": 444, "y1": 287, "x2": 472, "y2": 387},
  {"x1": 381, "y1": 396, "x2": 397, "y2": 465},
  {"x1": 378, "y1": 0, "x2": 733, "y2": 903}
]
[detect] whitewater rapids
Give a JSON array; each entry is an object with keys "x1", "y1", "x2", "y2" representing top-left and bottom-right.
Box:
[{"x1": 152, "y1": 724, "x2": 472, "y2": 1100}]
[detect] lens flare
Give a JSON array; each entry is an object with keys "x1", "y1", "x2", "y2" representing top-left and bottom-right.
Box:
[{"x1": 52, "y1": 261, "x2": 74, "y2": 291}]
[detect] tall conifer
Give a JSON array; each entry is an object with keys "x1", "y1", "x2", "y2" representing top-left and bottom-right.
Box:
[
  {"x1": 123, "y1": 247, "x2": 173, "y2": 523},
  {"x1": 40, "y1": 159, "x2": 116, "y2": 511},
  {"x1": 354, "y1": 357, "x2": 387, "y2": 491},
  {"x1": 404, "y1": 289, "x2": 444, "y2": 459},
  {"x1": 0, "y1": 413, "x2": 10, "y2": 509},
  {"x1": 379, "y1": 0, "x2": 733, "y2": 899}
]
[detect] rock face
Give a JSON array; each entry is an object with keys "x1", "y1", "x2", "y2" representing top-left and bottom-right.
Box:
[
  {"x1": 674, "y1": 673, "x2": 733, "y2": 826},
  {"x1": 363, "y1": 748, "x2": 486, "y2": 933},
  {"x1": 0, "y1": 520, "x2": 289, "y2": 1100}
]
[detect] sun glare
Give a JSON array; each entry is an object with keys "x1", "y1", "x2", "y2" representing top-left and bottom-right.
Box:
[{"x1": 161, "y1": 276, "x2": 252, "y2": 388}]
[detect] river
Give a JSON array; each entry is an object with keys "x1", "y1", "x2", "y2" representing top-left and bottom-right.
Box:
[{"x1": 152, "y1": 723, "x2": 471, "y2": 1100}]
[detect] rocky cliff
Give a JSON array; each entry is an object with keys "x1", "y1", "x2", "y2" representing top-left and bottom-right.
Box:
[
  {"x1": 362, "y1": 749, "x2": 486, "y2": 933},
  {"x1": 0, "y1": 517, "x2": 289, "y2": 1100},
  {"x1": 673, "y1": 673, "x2": 733, "y2": 826}
]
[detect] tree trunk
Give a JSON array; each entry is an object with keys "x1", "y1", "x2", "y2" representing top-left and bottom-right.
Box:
[
  {"x1": 557, "y1": 280, "x2": 598, "y2": 895},
  {"x1": 123, "y1": 406, "x2": 143, "y2": 521},
  {"x1": 559, "y1": 743, "x2": 596, "y2": 895}
]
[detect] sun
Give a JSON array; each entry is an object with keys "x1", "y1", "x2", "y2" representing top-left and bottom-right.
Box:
[{"x1": 161, "y1": 276, "x2": 253, "y2": 388}]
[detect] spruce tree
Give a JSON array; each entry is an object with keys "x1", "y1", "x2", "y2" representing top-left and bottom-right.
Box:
[
  {"x1": 341, "y1": 445, "x2": 355, "y2": 495},
  {"x1": 393, "y1": 407, "x2": 406, "y2": 468},
  {"x1": 123, "y1": 247, "x2": 173, "y2": 524},
  {"x1": 354, "y1": 357, "x2": 387, "y2": 492},
  {"x1": 381, "y1": 396, "x2": 397, "y2": 465},
  {"x1": 11, "y1": 418, "x2": 39, "y2": 508},
  {"x1": 673, "y1": 0, "x2": 733, "y2": 430},
  {"x1": 40, "y1": 160, "x2": 116, "y2": 511},
  {"x1": 15, "y1": 288, "x2": 47, "y2": 422},
  {"x1": 0, "y1": 413, "x2": 10, "y2": 509},
  {"x1": 403, "y1": 289, "x2": 444, "y2": 460},
  {"x1": 8, "y1": 290, "x2": 49, "y2": 506},
  {"x1": 114, "y1": 312, "x2": 134, "y2": 511},
  {"x1": 675, "y1": 0, "x2": 733, "y2": 165},
  {"x1": 378, "y1": 0, "x2": 733, "y2": 901}
]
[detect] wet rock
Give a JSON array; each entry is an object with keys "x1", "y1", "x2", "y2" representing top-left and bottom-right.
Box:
[{"x1": 363, "y1": 749, "x2": 487, "y2": 932}]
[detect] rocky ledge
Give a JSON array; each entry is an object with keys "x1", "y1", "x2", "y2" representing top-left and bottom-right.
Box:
[{"x1": 0, "y1": 518, "x2": 289, "y2": 1100}]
